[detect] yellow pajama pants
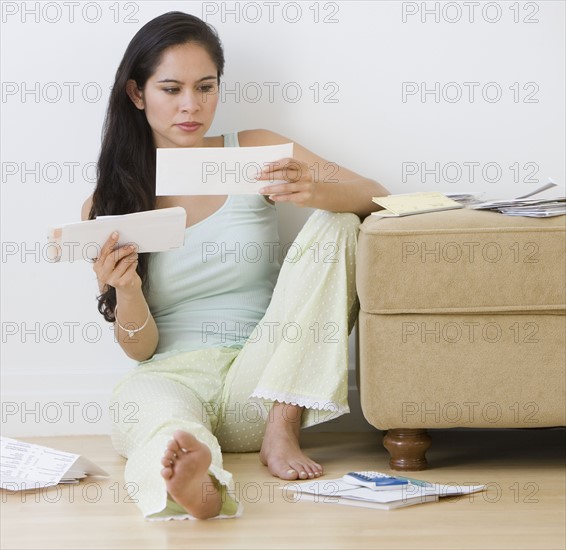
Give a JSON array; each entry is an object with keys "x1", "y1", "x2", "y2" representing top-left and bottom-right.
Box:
[{"x1": 110, "y1": 210, "x2": 361, "y2": 519}]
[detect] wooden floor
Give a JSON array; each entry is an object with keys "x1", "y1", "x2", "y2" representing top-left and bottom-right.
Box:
[{"x1": 1, "y1": 429, "x2": 565, "y2": 550}]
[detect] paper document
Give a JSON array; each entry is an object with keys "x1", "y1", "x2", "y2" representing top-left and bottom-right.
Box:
[
  {"x1": 1, "y1": 437, "x2": 108, "y2": 491},
  {"x1": 444, "y1": 191, "x2": 486, "y2": 206},
  {"x1": 514, "y1": 180, "x2": 558, "y2": 199},
  {"x1": 156, "y1": 143, "x2": 294, "y2": 195},
  {"x1": 372, "y1": 192, "x2": 464, "y2": 217},
  {"x1": 47, "y1": 207, "x2": 187, "y2": 262},
  {"x1": 469, "y1": 179, "x2": 565, "y2": 217},
  {"x1": 283, "y1": 477, "x2": 485, "y2": 510}
]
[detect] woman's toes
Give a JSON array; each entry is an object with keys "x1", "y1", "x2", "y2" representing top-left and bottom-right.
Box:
[
  {"x1": 163, "y1": 450, "x2": 177, "y2": 462},
  {"x1": 310, "y1": 462, "x2": 323, "y2": 476},
  {"x1": 166, "y1": 438, "x2": 181, "y2": 453},
  {"x1": 161, "y1": 455, "x2": 174, "y2": 468},
  {"x1": 173, "y1": 430, "x2": 199, "y2": 452},
  {"x1": 290, "y1": 462, "x2": 314, "y2": 480},
  {"x1": 166, "y1": 439, "x2": 181, "y2": 454},
  {"x1": 161, "y1": 466, "x2": 173, "y2": 479},
  {"x1": 305, "y1": 465, "x2": 318, "y2": 477},
  {"x1": 289, "y1": 464, "x2": 308, "y2": 480},
  {"x1": 282, "y1": 468, "x2": 298, "y2": 480}
]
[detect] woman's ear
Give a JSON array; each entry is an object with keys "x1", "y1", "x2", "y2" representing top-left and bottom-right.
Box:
[{"x1": 126, "y1": 79, "x2": 145, "y2": 110}]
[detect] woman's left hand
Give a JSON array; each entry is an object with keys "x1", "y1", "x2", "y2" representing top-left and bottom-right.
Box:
[{"x1": 256, "y1": 157, "x2": 317, "y2": 208}]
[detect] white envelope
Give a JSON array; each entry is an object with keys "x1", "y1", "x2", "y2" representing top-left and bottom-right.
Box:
[
  {"x1": 46, "y1": 207, "x2": 187, "y2": 263},
  {"x1": 156, "y1": 142, "x2": 294, "y2": 195}
]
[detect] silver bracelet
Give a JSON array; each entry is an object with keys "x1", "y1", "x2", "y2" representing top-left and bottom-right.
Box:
[{"x1": 114, "y1": 304, "x2": 150, "y2": 338}]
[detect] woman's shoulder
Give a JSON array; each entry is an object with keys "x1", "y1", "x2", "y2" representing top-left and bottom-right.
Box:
[
  {"x1": 81, "y1": 195, "x2": 93, "y2": 221},
  {"x1": 236, "y1": 128, "x2": 292, "y2": 147}
]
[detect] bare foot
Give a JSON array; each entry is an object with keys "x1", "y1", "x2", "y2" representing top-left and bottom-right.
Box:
[
  {"x1": 259, "y1": 402, "x2": 323, "y2": 481},
  {"x1": 160, "y1": 430, "x2": 222, "y2": 519}
]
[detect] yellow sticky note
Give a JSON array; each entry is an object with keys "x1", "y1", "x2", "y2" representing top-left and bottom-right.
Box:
[{"x1": 372, "y1": 192, "x2": 463, "y2": 216}]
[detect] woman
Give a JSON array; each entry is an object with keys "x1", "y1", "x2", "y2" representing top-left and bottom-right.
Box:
[{"x1": 82, "y1": 11, "x2": 388, "y2": 520}]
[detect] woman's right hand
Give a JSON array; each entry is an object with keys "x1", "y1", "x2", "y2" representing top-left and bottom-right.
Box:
[{"x1": 93, "y1": 232, "x2": 141, "y2": 295}]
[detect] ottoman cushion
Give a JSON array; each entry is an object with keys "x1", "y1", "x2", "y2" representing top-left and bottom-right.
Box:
[{"x1": 357, "y1": 208, "x2": 565, "y2": 314}]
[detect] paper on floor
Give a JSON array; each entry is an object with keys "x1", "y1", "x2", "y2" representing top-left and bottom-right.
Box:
[{"x1": 0, "y1": 436, "x2": 109, "y2": 491}]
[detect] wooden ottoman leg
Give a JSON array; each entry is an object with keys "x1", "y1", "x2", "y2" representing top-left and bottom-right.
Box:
[{"x1": 383, "y1": 429, "x2": 432, "y2": 471}]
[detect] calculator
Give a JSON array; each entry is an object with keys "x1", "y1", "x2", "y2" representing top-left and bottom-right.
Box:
[{"x1": 342, "y1": 471, "x2": 410, "y2": 491}]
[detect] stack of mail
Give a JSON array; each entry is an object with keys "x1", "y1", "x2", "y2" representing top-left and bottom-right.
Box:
[
  {"x1": 470, "y1": 197, "x2": 565, "y2": 217},
  {"x1": 469, "y1": 180, "x2": 565, "y2": 217}
]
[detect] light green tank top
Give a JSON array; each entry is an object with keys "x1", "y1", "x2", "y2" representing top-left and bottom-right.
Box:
[{"x1": 144, "y1": 131, "x2": 281, "y2": 362}]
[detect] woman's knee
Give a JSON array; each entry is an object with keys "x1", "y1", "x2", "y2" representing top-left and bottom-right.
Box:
[
  {"x1": 320, "y1": 211, "x2": 360, "y2": 252},
  {"x1": 332, "y1": 211, "x2": 361, "y2": 236},
  {"x1": 281, "y1": 209, "x2": 360, "y2": 266},
  {"x1": 302, "y1": 209, "x2": 360, "y2": 239}
]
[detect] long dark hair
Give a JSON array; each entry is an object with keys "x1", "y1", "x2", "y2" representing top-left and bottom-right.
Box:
[{"x1": 90, "y1": 11, "x2": 225, "y2": 322}]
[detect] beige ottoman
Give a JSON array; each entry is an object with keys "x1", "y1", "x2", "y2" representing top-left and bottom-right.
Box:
[{"x1": 356, "y1": 208, "x2": 566, "y2": 470}]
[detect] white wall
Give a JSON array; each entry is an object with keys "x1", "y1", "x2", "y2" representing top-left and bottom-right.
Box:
[{"x1": 1, "y1": 0, "x2": 564, "y2": 436}]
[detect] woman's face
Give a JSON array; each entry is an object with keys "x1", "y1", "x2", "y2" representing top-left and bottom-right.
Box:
[{"x1": 128, "y1": 42, "x2": 220, "y2": 148}]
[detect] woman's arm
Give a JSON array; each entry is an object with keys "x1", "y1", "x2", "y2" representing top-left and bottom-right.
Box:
[
  {"x1": 238, "y1": 129, "x2": 389, "y2": 218},
  {"x1": 81, "y1": 196, "x2": 159, "y2": 362}
]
